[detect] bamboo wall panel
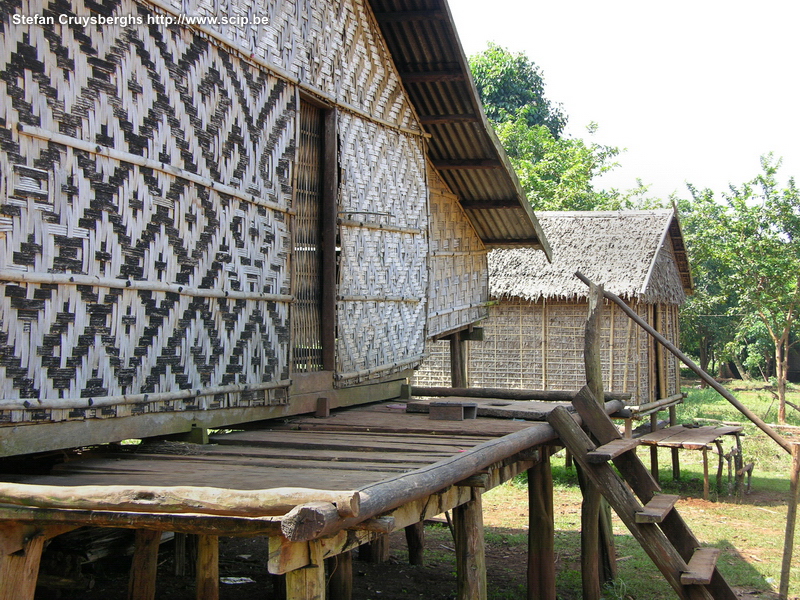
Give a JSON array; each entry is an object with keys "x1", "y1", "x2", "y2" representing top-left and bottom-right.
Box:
[
  {"x1": 167, "y1": 0, "x2": 419, "y2": 130},
  {"x1": 293, "y1": 101, "x2": 324, "y2": 373},
  {"x1": 426, "y1": 166, "x2": 488, "y2": 339},
  {"x1": 415, "y1": 300, "x2": 658, "y2": 406},
  {"x1": 658, "y1": 303, "x2": 681, "y2": 397},
  {"x1": 334, "y1": 113, "x2": 427, "y2": 383}
]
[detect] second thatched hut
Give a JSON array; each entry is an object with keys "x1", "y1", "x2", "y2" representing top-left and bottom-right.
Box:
[{"x1": 416, "y1": 209, "x2": 693, "y2": 407}]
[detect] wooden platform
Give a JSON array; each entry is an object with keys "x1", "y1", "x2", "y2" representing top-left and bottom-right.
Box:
[
  {"x1": 637, "y1": 424, "x2": 744, "y2": 499},
  {"x1": 637, "y1": 425, "x2": 743, "y2": 450},
  {"x1": 0, "y1": 398, "x2": 615, "y2": 600}
]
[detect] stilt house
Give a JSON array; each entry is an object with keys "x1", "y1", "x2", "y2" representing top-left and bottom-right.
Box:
[
  {"x1": 0, "y1": 0, "x2": 549, "y2": 457},
  {"x1": 416, "y1": 210, "x2": 693, "y2": 407},
  {"x1": 0, "y1": 2, "x2": 738, "y2": 599}
]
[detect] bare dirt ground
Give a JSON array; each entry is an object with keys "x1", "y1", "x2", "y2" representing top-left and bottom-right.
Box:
[{"x1": 45, "y1": 522, "x2": 530, "y2": 600}]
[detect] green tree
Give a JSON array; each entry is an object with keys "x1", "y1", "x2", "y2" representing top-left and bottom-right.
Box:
[
  {"x1": 469, "y1": 45, "x2": 628, "y2": 211},
  {"x1": 470, "y1": 43, "x2": 566, "y2": 137},
  {"x1": 681, "y1": 156, "x2": 800, "y2": 422}
]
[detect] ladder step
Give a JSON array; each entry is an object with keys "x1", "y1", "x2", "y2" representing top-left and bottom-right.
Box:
[
  {"x1": 681, "y1": 547, "x2": 721, "y2": 585},
  {"x1": 586, "y1": 438, "x2": 640, "y2": 463},
  {"x1": 635, "y1": 494, "x2": 680, "y2": 523}
]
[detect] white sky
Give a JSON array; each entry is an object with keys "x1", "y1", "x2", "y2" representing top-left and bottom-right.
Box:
[{"x1": 448, "y1": 0, "x2": 800, "y2": 201}]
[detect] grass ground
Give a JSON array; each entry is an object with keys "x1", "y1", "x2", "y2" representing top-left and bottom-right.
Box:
[{"x1": 477, "y1": 378, "x2": 800, "y2": 599}]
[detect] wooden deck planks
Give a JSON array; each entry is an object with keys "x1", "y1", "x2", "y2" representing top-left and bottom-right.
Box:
[
  {"x1": 405, "y1": 397, "x2": 572, "y2": 421},
  {"x1": 638, "y1": 426, "x2": 742, "y2": 450},
  {"x1": 280, "y1": 405, "x2": 536, "y2": 437}
]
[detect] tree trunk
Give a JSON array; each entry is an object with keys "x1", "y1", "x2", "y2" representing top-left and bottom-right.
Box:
[
  {"x1": 777, "y1": 340, "x2": 788, "y2": 424},
  {"x1": 699, "y1": 338, "x2": 710, "y2": 389},
  {"x1": 732, "y1": 356, "x2": 751, "y2": 381}
]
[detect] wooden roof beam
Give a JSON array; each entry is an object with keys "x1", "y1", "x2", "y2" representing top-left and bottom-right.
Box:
[
  {"x1": 432, "y1": 159, "x2": 502, "y2": 170},
  {"x1": 460, "y1": 200, "x2": 521, "y2": 210},
  {"x1": 399, "y1": 70, "x2": 466, "y2": 83},
  {"x1": 483, "y1": 239, "x2": 544, "y2": 249},
  {"x1": 373, "y1": 9, "x2": 446, "y2": 22},
  {"x1": 419, "y1": 113, "x2": 479, "y2": 125}
]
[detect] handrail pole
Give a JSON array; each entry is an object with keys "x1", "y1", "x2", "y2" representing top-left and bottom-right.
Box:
[{"x1": 575, "y1": 271, "x2": 792, "y2": 455}]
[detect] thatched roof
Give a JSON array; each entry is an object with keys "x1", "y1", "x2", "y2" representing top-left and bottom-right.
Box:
[{"x1": 489, "y1": 210, "x2": 693, "y2": 304}]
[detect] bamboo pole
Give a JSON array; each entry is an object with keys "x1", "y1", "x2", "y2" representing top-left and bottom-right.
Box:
[
  {"x1": 779, "y1": 443, "x2": 800, "y2": 599},
  {"x1": 575, "y1": 271, "x2": 793, "y2": 455},
  {"x1": 410, "y1": 386, "x2": 631, "y2": 402}
]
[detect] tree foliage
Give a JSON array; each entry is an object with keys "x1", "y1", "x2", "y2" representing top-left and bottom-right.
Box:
[
  {"x1": 679, "y1": 156, "x2": 800, "y2": 422},
  {"x1": 469, "y1": 44, "x2": 630, "y2": 211},
  {"x1": 470, "y1": 43, "x2": 566, "y2": 137}
]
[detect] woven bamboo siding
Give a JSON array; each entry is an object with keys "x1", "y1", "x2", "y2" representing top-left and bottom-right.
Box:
[
  {"x1": 414, "y1": 339, "x2": 452, "y2": 387},
  {"x1": 426, "y1": 166, "x2": 488, "y2": 338},
  {"x1": 335, "y1": 113, "x2": 428, "y2": 383},
  {"x1": 293, "y1": 102, "x2": 324, "y2": 373},
  {"x1": 171, "y1": 0, "x2": 419, "y2": 130},
  {"x1": 0, "y1": 0, "x2": 296, "y2": 424},
  {"x1": 658, "y1": 303, "x2": 681, "y2": 397},
  {"x1": 437, "y1": 299, "x2": 654, "y2": 407},
  {"x1": 0, "y1": 0, "x2": 426, "y2": 424}
]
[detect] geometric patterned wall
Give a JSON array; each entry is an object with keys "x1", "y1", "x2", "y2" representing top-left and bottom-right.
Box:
[
  {"x1": 0, "y1": 0, "x2": 427, "y2": 426},
  {"x1": 335, "y1": 113, "x2": 428, "y2": 383}
]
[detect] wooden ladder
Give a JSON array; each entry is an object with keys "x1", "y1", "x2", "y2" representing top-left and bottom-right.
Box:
[{"x1": 547, "y1": 387, "x2": 737, "y2": 600}]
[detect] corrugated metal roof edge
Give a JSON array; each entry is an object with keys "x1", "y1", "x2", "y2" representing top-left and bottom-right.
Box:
[{"x1": 366, "y1": 0, "x2": 551, "y2": 260}]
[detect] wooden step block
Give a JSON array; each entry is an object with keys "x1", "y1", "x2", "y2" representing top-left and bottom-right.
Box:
[
  {"x1": 680, "y1": 547, "x2": 721, "y2": 585},
  {"x1": 635, "y1": 494, "x2": 679, "y2": 523},
  {"x1": 586, "y1": 438, "x2": 639, "y2": 463}
]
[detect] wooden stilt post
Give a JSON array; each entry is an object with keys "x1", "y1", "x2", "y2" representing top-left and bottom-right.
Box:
[
  {"x1": 0, "y1": 527, "x2": 47, "y2": 600},
  {"x1": 453, "y1": 489, "x2": 487, "y2": 600},
  {"x1": 195, "y1": 534, "x2": 219, "y2": 600},
  {"x1": 450, "y1": 331, "x2": 467, "y2": 388},
  {"x1": 650, "y1": 413, "x2": 660, "y2": 482},
  {"x1": 405, "y1": 522, "x2": 425, "y2": 566},
  {"x1": 360, "y1": 534, "x2": 390, "y2": 563},
  {"x1": 779, "y1": 443, "x2": 800, "y2": 599},
  {"x1": 286, "y1": 541, "x2": 325, "y2": 600},
  {"x1": 174, "y1": 532, "x2": 187, "y2": 576},
  {"x1": 128, "y1": 529, "x2": 161, "y2": 600},
  {"x1": 670, "y1": 405, "x2": 681, "y2": 480},
  {"x1": 583, "y1": 282, "x2": 617, "y2": 590},
  {"x1": 527, "y1": 448, "x2": 556, "y2": 600},
  {"x1": 327, "y1": 550, "x2": 353, "y2": 600},
  {"x1": 577, "y1": 465, "x2": 601, "y2": 600}
]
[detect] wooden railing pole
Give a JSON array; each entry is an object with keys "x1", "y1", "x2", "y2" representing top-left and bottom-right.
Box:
[
  {"x1": 575, "y1": 271, "x2": 792, "y2": 455},
  {"x1": 779, "y1": 443, "x2": 800, "y2": 599}
]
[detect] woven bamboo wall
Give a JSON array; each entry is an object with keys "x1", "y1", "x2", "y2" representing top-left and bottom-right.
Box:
[
  {"x1": 335, "y1": 113, "x2": 428, "y2": 383},
  {"x1": 414, "y1": 299, "x2": 667, "y2": 406},
  {"x1": 0, "y1": 0, "x2": 427, "y2": 424},
  {"x1": 658, "y1": 303, "x2": 681, "y2": 396},
  {"x1": 426, "y1": 166, "x2": 488, "y2": 339}
]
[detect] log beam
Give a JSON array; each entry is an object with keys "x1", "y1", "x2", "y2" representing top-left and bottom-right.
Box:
[
  {"x1": 0, "y1": 483, "x2": 360, "y2": 518},
  {"x1": 281, "y1": 502, "x2": 341, "y2": 542},
  {"x1": 410, "y1": 386, "x2": 631, "y2": 403}
]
